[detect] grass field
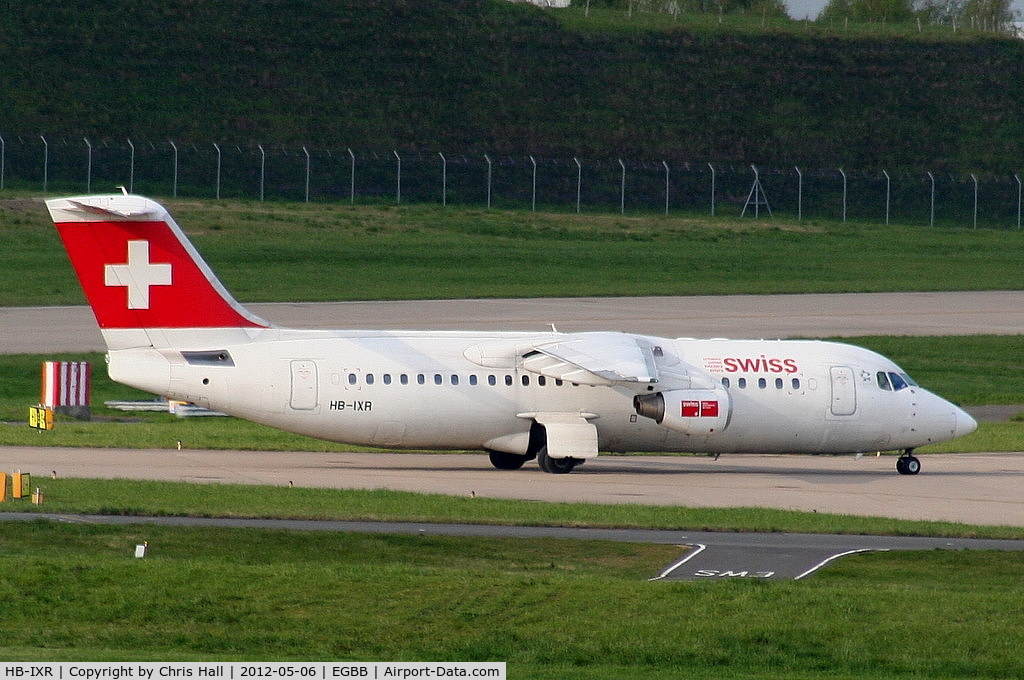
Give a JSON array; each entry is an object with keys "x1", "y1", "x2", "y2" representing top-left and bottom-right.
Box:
[
  {"x1": 0, "y1": 495, "x2": 1023, "y2": 675},
  {"x1": 3, "y1": 196, "x2": 1024, "y2": 306}
]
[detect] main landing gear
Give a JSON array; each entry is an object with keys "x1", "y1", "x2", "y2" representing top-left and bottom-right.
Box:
[
  {"x1": 896, "y1": 449, "x2": 921, "y2": 475},
  {"x1": 487, "y1": 447, "x2": 583, "y2": 473},
  {"x1": 487, "y1": 450, "x2": 532, "y2": 470},
  {"x1": 536, "y1": 446, "x2": 582, "y2": 474}
]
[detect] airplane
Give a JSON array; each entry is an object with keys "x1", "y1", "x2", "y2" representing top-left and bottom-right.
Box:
[{"x1": 46, "y1": 193, "x2": 977, "y2": 475}]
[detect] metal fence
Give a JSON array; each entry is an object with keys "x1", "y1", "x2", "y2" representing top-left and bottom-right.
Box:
[{"x1": 2, "y1": 135, "x2": 1022, "y2": 229}]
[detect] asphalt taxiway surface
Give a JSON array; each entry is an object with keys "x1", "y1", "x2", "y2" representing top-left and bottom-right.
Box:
[
  {"x1": 2, "y1": 293, "x2": 1023, "y2": 578},
  {"x1": 4, "y1": 290, "x2": 1024, "y2": 354},
  {"x1": 1, "y1": 446, "x2": 1023, "y2": 579}
]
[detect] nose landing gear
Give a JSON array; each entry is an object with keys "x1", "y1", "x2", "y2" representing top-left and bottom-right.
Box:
[{"x1": 896, "y1": 449, "x2": 921, "y2": 475}]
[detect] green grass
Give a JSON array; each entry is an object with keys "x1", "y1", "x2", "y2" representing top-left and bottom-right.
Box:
[
  {"x1": 1, "y1": 520, "x2": 1023, "y2": 676},
  {"x1": 2, "y1": 477, "x2": 1022, "y2": 539},
  {"x1": 4, "y1": 198, "x2": 1024, "y2": 306}
]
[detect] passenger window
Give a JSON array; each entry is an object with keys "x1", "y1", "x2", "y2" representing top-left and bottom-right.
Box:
[
  {"x1": 417, "y1": 374, "x2": 425, "y2": 385},
  {"x1": 434, "y1": 374, "x2": 443, "y2": 385},
  {"x1": 775, "y1": 378, "x2": 783, "y2": 389},
  {"x1": 738, "y1": 378, "x2": 747, "y2": 389},
  {"x1": 721, "y1": 377, "x2": 730, "y2": 389},
  {"x1": 505, "y1": 375, "x2": 513, "y2": 386},
  {"x1": 488, "y1": 375, "x2": 496, "y2": 386},
  {"x1": 522, "y1": 375, "x2": 530, "y2": 386},
  {"x1": 366, "y1": 374, "x2": 374, "y2": 385},
  {"x1": 451, "y1": 375, "x2": 459, "y2": 385},
  {"x1": 538, "y1": 376, "x2": 546, "y2": 387},
  {"x1": 792, "y1": 378, "x2": 800, "y2": 390},
  {"x1": 348, "y1": 373, "x2": 357, "y2": 385},
  {"x1": 758, "y1": 378, "x2": 767, "y2": 389},
  {"x1": 469, "y1": 375, "x2": 478, "y2": 386},
  {"x1": 400, "y1": 374, "x2": 409, "y2": 385},
  {"x1": 383, "y1": 374, "x2": 392, "y2": 385}
]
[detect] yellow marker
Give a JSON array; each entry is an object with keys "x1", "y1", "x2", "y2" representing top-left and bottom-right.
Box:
[{"x1": 28, "y1": 406, "x2": 53, "y2": 430}]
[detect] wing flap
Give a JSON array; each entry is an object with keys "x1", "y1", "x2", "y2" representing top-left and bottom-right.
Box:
[{"x1": 525, "y1": 333, "x2": 660, "y2": 386}]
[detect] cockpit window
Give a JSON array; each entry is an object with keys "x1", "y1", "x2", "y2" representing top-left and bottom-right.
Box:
[
  {"x1": 876, "y1": 371, "x2": 892, "y2": 391},
  {"x1": 878, "y1": 371, "x2": 917, "y2": 391},
  {"x1": 889, "y1": 372, "x2": 910, "y2": 390}
]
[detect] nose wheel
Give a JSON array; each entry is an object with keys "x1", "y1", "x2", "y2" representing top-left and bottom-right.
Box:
[{"x1": 896, "y1": 450, "x2": 921, "y2": 475}]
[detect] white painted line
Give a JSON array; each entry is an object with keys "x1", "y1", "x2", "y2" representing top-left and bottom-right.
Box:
[
  {"x1": 650, "y1": 544, "x2": 706, "y2": 581},
  {"x1": 794, "y1": 548, "x2": 887, "y2": 580}
]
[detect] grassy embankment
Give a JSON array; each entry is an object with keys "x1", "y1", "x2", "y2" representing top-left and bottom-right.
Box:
[{"x1": 2, "y1": 1, "x2": 1024, "y2": 172}]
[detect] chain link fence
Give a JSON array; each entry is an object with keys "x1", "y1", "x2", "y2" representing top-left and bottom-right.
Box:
[{"x1": 3, "y1": 135, "x2": 1022, "y2": 229}]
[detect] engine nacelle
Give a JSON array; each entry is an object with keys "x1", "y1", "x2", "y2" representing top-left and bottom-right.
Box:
[{"x1": 633, "y1": 388, "x2": 731, "y2": 435}]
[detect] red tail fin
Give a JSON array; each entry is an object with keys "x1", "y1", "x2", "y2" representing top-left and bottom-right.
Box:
[{"x1": 47, "y1": 195, "x2": 269, "y2": 331}]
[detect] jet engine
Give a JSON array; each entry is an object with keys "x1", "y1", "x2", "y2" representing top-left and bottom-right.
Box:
[{"x1": 633, "y1": 388, "x2": 731, "y2": 435}]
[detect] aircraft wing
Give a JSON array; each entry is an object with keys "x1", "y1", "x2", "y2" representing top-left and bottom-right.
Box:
[{"x1": 522, "y1": 332, "x2": 660, "y2": 386}]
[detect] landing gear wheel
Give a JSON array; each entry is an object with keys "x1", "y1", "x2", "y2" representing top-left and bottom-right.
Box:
[
  {"x1": 488, "y1": 450, "x2": 529, "y2": 470},
  {"x1": 537, "y1": 447, "x2": 580, "y2": 474},
  {"x1": 896, "y1": 451, "x2": 921, "y2": 475}
]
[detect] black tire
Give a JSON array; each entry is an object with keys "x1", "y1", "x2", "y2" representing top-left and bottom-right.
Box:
[
  {"x1": 537, "y1": 446, "x2": 579, "y2": 474},
  {"x1": 896, "y1": 455, "x2": 921, "y2": 475},
  {"x1": 487, "y1": 450, "x2": 529, "y2": 470}
]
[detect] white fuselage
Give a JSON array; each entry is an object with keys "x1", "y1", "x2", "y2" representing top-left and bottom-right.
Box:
[{"x1": 106, "y1": 328, "x2": 973, "y2": 457}]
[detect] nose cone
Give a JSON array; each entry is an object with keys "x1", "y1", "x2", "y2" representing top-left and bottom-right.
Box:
[
  {"x1": 953, "y1": 404, "x2": 978, "y2": 439},
  {"x1": 915, "y1": 391, "x2": 977, "y2": 446}
]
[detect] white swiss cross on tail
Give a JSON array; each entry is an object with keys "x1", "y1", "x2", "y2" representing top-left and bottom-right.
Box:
[
  {"x1": 47, "y1": 194, "x2": 269, "y2": 336},
  {"x1": 104, "y1": 240, "x2": 173, "y2": 309}
]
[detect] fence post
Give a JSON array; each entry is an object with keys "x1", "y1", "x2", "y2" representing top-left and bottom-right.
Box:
[
  {"x1": 40, "y1": 135, "x2": 48, "y2": 193},
  {"x1": 484, "y1": 154, "x2": 492, "y2": 209},
  {"x1": 258, "y1": 145, "x2": 266, "y2": 202},
  {"x1": 663, "y1": 161, "x2": 669, "y2": 216},
  {"x1": 439, "y1": 152, "x2": 447, "y2": 207},
  {"x1": 213, "y1": 143, "x2": 222, "y2": 199},
  {"x1": 838, "y1": 168, "x2": 846, "y2": 223},
  {"x1": 303, "y1": 146, "x2": 310, "y2": 203},
  {"x1": 618, "y1": 159, "x2": 626, "y2": 214},
  {"x1": 1016, "y1": 174, "x2": 1021, "y2": 230},
  {"x1": 928, "y1": 171, "x2": 935, "y2": 227},
  {"x1": 127, "y1": 138, "x2": 135, "y2": 193},
  {"x1": 708, "y1": 163, "x2": 715, "y2": 217},
  {"x1": 883, "y1": 170, "x2": 890, "y2": 225},
  {"x1": 394, "y1": 150, "x2": 401, "y2": 204},
  {"x1": 84, "y1": 138, "x2": 92, "y2": 193},
  {"x1": 169, "y1": 140, "x2": 178, "y2": 197},
  {"x1": 795, "y1": 166, "x2": 802, "y2": 221},
  {"x1": 348, "y1": 148, "x2": 356, "y2": 205},
  {"x1": 530, "y1": 155, "x2": 536, "y2": 212},
  {"x1": 971, "y1": 173, "x2": 978, "y2": 229},
  {"x1": 574, "y1": 157, "x2": 581, "y2": 214}
]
